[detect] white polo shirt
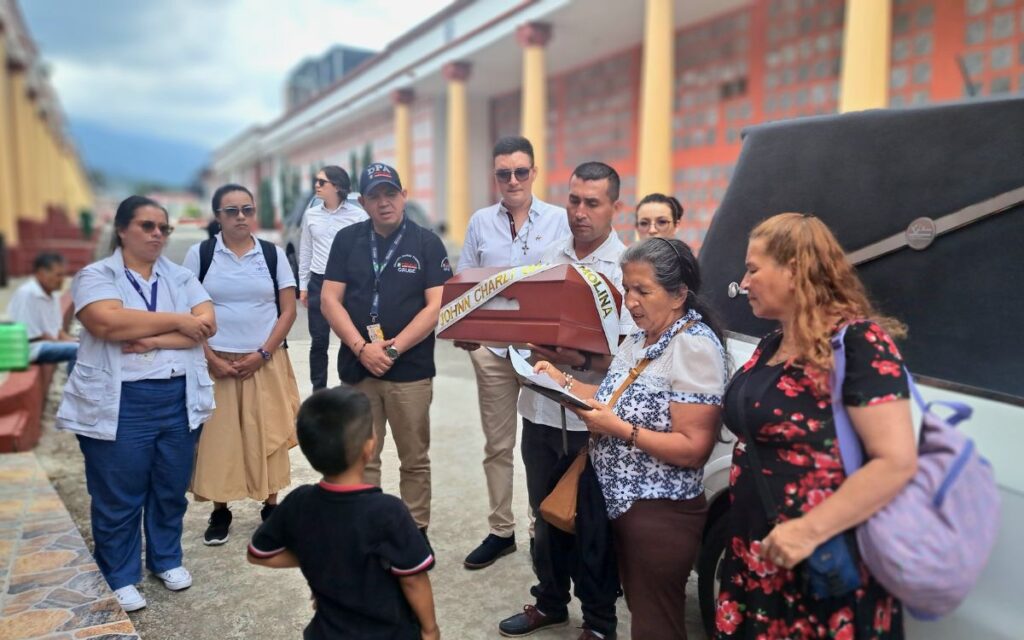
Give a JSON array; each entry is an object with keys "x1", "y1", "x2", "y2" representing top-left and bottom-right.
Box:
[
  {"x1": 298, "y1": 201, "x2": 367, "y2": 290},
  {"x1": 182, "y1": 234, "x2": 295, "y2": 353},
  {"x1": 457, "y1": 197, "x2": 570, "y2": 272},
  {"x1": 517, "y1": 231, "x2": 635, "y2": 432},
  {"x1": 119, "y1": 264, "x2": 208, "y2": 381},
  {"x1": 6, "y1": 277, "x2": 63, "y2": 360}
]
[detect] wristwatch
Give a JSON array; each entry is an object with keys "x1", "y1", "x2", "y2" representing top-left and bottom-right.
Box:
[
  {"x1": 385, "y1": 345, "x2": 400, "y2": 361},
  {"x1": 257, "y1": 348, "x2": 272, "y2": 361}
]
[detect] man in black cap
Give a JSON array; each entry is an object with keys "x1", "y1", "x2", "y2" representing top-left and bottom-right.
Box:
[{"x1": 320, "y1": 163, "x2": 451, "y2": 535}]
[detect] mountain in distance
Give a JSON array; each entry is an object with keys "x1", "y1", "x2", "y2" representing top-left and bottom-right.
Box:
[{"x1": 67, "y1": 118, "x2": 210, "y2": 189}]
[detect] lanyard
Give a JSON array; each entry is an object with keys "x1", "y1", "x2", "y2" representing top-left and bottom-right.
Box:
[
  {"x1": 506, "y1": 211, "x2": 518, "y2": 241},
  {"x1": 124, "y1": 269, "x2": 158, "y2": 312},
  {"x1": 369, "y1": 221, "x2": 407, "y2": 323}
]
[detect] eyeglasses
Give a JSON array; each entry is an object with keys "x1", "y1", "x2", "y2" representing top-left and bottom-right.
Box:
[
  {"x1": 217, "y1": 205, "x2": 257, "y2": 217},
  {"x1": 314, "y1": 178, "x2": 333, "y2": 188},
  {"x1": 136, "y1": 220, "x2": 174, "y2": 236},
  {"x1": 637, "y1": 219, "x2": 674, "y2": 230},
  {"x1": 494, "y1": 167, "x2": 532, "y2": 183}
]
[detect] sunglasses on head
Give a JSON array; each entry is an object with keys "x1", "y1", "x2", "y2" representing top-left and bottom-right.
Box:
[
  {"x1": 494, "y1": 167, "x2": 532, "y2": 183},
  {"x1": 314, "y1": 178, "x2": 333, "y2": 188},
  {"x1": 136, "y1": 220, "x2": 174, "y2": 236},
  {"x1": 217, "y1": 205, "x2": 257, "y2": 217}
]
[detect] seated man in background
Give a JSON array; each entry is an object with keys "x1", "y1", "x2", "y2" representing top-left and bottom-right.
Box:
[{"x1": 6, "y1": 252, "x2": 79, "y2": 372}]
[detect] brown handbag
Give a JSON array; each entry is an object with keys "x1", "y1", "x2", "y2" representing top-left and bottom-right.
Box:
[
  {"x1": 538, "y1": 358, "x2": 655, "y2": 534},
  {"x1": 538, "y1": 319, "x2": 697, "y2": 534}
]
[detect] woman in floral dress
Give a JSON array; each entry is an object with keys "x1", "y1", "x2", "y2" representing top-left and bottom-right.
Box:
[{"x1": 716, "y1": 213, "x2": 918, "y2": 639}]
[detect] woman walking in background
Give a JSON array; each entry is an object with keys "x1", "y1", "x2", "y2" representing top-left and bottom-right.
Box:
[
  {"x1": 297, "y1": 166, "x2": 367, "y2": 391},
  {"x1": 183, "y1": 183, "x2": 300, "y2": 546}
]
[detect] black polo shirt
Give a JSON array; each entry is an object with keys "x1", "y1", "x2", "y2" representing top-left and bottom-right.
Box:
[
  {"x1": 249, "y1": 483, "x2": 434, "y2": 640},
  {"x1": 324, "y1": 217, "x2": 451, "y2": 385}
]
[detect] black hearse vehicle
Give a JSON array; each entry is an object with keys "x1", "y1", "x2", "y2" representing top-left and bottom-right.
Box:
[{"x1": 694, "y1": 96, "x2": 1023, "y2": 639}]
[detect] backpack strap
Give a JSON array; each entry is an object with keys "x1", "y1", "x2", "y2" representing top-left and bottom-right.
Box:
[
  {"x1": 258, "y1": 239, "x2": 287, "y2": 350},
  {"x1": 198, "y1": 238, "x2": 216, "y2": 283}
]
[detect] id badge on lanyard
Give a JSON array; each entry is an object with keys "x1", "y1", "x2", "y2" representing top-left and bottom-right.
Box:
[{"x1": 367, "y1": 221, "x2": 406, "y2": 340}]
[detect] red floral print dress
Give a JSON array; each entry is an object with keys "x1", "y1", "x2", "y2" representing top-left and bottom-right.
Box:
[{"x1": 715, "y1": 321, "x2": 908, "y2": 640}]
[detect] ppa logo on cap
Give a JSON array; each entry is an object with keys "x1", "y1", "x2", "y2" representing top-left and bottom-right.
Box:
[{"x1": 367, "y1": 164, "x2": 393, "y2": 179}]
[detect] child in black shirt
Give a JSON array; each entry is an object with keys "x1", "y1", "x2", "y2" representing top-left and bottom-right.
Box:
[{"x1": 248, "y1": 387, "x2": 439, "y2": 639}]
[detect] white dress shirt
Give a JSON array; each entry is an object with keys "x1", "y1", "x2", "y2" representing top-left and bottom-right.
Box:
[
  {"x1": 517, "y1": 231, "x2": 636, "y2": 432},
  {"x1": 7, "y1": 277, "x2": 63, "y2": 361},
  {"x1": 182, "y1": 234, "x2": 296, "y2": 353},
  {"x1": 456, "y1": 197, "x2": 570, "y2": 272},
  {"x1": 298, "y1": 201, "x2": 368, "y2": 291}
]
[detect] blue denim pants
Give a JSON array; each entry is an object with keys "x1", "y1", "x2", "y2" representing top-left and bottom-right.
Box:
[
  {"x1": 77, "y1": 377, "x2": 199, "y2": 590},
  {"x1": 34, "y1": 341, "x2": 78, "y2": 374}
]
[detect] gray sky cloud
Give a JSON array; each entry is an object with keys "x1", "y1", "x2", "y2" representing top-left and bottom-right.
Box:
[{"x1": 22, "y1": 0, "x2": 451, "y2": 148}]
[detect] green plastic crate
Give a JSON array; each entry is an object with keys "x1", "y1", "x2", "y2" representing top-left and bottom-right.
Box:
[{"x1": 0, "y1": 322, "x2": 30, "y2": 371}]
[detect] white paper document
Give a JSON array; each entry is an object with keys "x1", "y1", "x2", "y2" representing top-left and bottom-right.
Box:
[{"x1": 508, "y1": 346, "x2": 591, "y2": 410}]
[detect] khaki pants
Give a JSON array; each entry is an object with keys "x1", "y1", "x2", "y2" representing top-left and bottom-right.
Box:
[
  {"x1": 469, "y1": 348, "x2": 522, "y2": 537},
  {"x1": 355, "y1": 377, "x2": 433, "y2": 528}
]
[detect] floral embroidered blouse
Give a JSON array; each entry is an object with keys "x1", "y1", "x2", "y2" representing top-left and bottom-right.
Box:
[{"x1": 590, "y1": 311, "x2": 727, "y2": 519}]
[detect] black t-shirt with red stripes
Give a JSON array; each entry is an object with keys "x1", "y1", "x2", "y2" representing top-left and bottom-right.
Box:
[{"x1": 249, "y1": 482, "x2": 434, "y2": 639}]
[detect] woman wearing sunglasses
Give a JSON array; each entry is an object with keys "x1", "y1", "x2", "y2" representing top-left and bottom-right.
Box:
[
  {"x1": 183, "y1": 184, "x2": 299, "y2": 547},
  {"x1": 56, "y1": 195, "x2": 217, "y2": 613},
  {"x1": 298, "y1": 166, "x2": 367, "y2": 391},
  {"x1": 635, "y1": 193, "x2": 684, "y2": 241}
]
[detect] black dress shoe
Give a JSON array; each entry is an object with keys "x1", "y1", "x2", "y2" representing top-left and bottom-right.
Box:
[
  {"x1": 498, "y1": 604, "x2": 569, "y2": 637},
  {"x1": 260, "y1": 502, "x2": 277, "y2": 522},
  {"x1": 464, "y1": 534, "x2": 516, "y2": 569}
]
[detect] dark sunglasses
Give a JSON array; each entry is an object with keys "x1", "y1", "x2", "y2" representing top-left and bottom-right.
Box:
[
  {"x1": 217, "y1": 205, "x2": 257, "y2": 217},
  {"x1": 494, "y1": 167, "x2": 532, "y2": 183},
  {"x1": 314, "y1": 178, "x2": 333, "y2": 188},
  {"x1": 136, "y1": 220, "x2": 174, "y2": 236}
]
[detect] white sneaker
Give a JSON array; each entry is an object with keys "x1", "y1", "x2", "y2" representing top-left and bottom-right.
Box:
[
  {"x1": 114, "y1": 585, "x2": 147, "y2": 612},
  {"x1": 155, "y1": 566, "x2": 192, "y2": 591}
]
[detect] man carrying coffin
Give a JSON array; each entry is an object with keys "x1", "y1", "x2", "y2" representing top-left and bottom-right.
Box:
[
  {"x1": 498, "y1": 161, "x2": 632, "y2": 639},
  {"x1": 320, "y1": 163, "x2": 451, "y2": 537},
  {"x1": 456, "y1": 136, "x2": 570, "y2": 570}
]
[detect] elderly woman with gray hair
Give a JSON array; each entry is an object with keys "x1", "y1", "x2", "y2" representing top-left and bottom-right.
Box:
[{"x1": 534, "y1": 238, "x2": 727, "y2": 639}]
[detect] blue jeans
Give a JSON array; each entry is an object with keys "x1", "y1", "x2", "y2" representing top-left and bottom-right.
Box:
[
  {"x1": 77, "y1": 377, "x2": 199, "y2": 590},
  {"x1": 34, "y1": 341, "x2": 78, "y2": 374}
]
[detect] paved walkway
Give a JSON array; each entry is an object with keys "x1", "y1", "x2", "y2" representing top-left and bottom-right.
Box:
[{"x1": 0, "y1": 452, "x2": 139, "y2": 640}]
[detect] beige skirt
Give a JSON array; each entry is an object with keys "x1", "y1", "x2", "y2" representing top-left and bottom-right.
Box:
[{"x1": 191, "y1": 349, "x2": 300, "y2": 502}]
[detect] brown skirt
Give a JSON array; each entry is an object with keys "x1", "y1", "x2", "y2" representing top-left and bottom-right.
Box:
[{"x1": 190, "y1": 349, "x2": 300, "y2": 502}]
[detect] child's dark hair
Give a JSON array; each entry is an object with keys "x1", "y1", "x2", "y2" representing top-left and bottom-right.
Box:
[{"x1": 296, "y1": 387, "x2": 373, "y2": 476}]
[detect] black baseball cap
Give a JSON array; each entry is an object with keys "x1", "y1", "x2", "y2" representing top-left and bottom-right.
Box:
[{"x1": 359, "y1": 163, "x2": 403, "y2": 196}]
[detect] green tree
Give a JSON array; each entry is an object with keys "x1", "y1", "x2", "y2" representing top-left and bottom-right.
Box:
[
  {"x1": 258, "y1": 178, "x2": 274, "y2": 228},
  {"x1": 361, "y1": 143, "x2": 373, "y2": 174},
  {"x1": 349, "y1": 149, "x2": 360, "y2": 191}
]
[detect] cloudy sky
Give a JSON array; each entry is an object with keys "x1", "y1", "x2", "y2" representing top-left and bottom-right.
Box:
[{"x1": 22, "y1": 0, "x2": 452, "y2": 150}]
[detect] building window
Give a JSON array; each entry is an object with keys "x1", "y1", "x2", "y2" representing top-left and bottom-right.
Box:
[
  {"x1": 991, "y1": 76, "x2": 1011, "y2": 94},
  {"x1": 893, "y1": 39, "x2": 911, "y2": 62},
  {"x1": 964, "y1": 51, "x2": 986, "y2": 75},
  {"x1": 994, "y1": 0, "x2": 1013, "y2": 7},
  {"x1": 967, "y1": 0, "x2": 989, "y2": 17},
  {"x1": 991, "y1": 13, "x2": 1015, "y2": 40},
  {"x1": 917, "y1": 5, "x2": 935, "y2": 28},
  {"x1": 912, "y1": 62, "x2": 931, "y2": 84},
  {"x1": 893, "y1": 13, "x2": 912, "y2": 35},
  {"x1": 912, "y1": 90, "x2": 930, "y2": 105},
  {"x1": 966, "y1": 21, "x2": 986, "y2": 45},
  {"x1": 891, "y1": 94, "x2": 906, "y2": 108},
  {"x1": 891, "y1": 66, "x2": 909, "y2": 89},
  {"x1": 914, "y1": 33, "x2": 934, "y2": 56},
  {"x1": 992, "y1": 44, "x2": 1013, "y2": 69}
]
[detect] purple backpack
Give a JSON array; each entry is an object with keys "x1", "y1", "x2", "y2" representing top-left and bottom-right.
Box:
[{"x1": 830, "y1": 325, "x2": 1001, "y2": 620}]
